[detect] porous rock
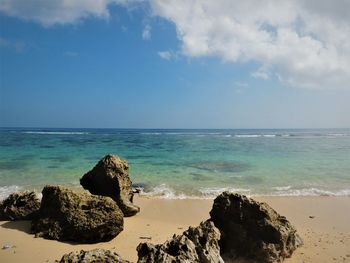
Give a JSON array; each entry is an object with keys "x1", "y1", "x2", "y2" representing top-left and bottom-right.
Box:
[
  {"x1": 31, "y1": 185, "x2": 123, "y2": 243},
  {"x1": 0, "y1": 191, "x2": 40, "y2": 220},
  {"x1": 80, "y1": 154, "x2": 139, "y2": 217},
  {"x1": 210, "y1": 192, "x2": 303, "y2": 263},
  {"x1": 137, "y1": 220, "x2": 224, "y2": 263},
  {"x1": 59, "y1": 249, "x2": 130, "y2": 263}
]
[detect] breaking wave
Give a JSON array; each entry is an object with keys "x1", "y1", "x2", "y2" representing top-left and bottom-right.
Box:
[
  {"x1": 0, "y1": 185, "x2": 22, "y2": 200},
  {"x1": 137, "y1": 184, "x2": 350, "y2": 199},
  {"x1": 22, "y1": 131, "x2": 88, "y2": 135}
]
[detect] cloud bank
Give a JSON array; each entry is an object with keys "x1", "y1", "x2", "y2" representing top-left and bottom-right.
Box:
[
  {"x1": 150, "y1": 0, "x2": 350, "y2": 89},
  {"x1": 1, "y1": 0, "x2": 350, "y2": 89}
]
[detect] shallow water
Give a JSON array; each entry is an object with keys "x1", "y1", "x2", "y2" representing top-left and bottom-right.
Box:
[{"x1": 0, "y1": 128, "x2": 350, "y2": 199}]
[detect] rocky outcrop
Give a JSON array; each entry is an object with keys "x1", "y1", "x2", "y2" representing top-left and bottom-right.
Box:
[
  {"x1": 80, "y1": 154, "x2": 139, "y2": 217},
  {"x1": 31, "y1": 185, "x2": 123, "y2": 243},
  {"x1": 0, "y1": 191, "x2": 40, "y2": 220},
  {"x1": 59, "y1": 249, "x2": 130, "y2": 263},
  {"x1": 210, "y1": 192, "x2": 302, "y2": 263},
  {"x1": 137, "y1": 220, "x2": 223, "y2": 263}
]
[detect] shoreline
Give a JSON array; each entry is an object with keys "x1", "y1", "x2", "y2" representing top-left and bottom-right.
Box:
[
  {"x1": 1, "y1": 195, "x2": 350, "y2": 262},
  {"x1": 2, "y1": 184, "x2": 350, "y2": 201}
]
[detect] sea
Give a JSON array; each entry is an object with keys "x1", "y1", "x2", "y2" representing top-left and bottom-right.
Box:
[{"x1": 0, "y1": 128, "x2": 349, "y2": 199}]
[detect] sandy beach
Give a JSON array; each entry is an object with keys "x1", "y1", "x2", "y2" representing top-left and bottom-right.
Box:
[{"x1": 0, "y1": 195, "x2": 349, "y2": 262}]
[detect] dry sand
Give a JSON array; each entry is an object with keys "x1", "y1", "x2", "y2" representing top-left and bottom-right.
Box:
[{"x1": 1, "y1": 195, "x2": 350, "y2": 263}]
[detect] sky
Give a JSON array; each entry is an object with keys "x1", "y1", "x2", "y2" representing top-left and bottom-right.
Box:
[{"x1": 0, "y1": 0, "x2": 349, "y2": 129}]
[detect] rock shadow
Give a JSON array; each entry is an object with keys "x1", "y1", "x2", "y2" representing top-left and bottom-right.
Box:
[{"x1": 1, "y1": 220, "x2": 31, "y2": 234}]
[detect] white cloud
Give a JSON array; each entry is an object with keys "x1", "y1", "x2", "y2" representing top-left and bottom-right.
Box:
[
  {"x1": 158, "y1": 50, "x2": 172, "y2": 60},
  {"x1": 0, "y1": 0, "x2": 134, "y2": 26},
  {"x1": 251, "y1": 66, "x2": 270, "y2": 80},
  {"x1": 234, "y1": 81, "x2": 248, "y2": 88},
  {"x1": 149, "y1": 0, "x2": 350, "y2": 89},
  {"x1": 1, "y1": 0, "x2": 350, "y2": 89},
  {"x1": 234, "y1": 81, "x2": 248, "y2": 94},
  {"x1": 0, "y1": 37, "x2": 26, "y2": 52},
  {"x1": 142, "y1": 24, "x2": 151, "y2": 40}
]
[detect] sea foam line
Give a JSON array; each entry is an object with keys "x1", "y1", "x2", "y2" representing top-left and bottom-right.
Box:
[
  {"x1": 138, "y1": 184, "x2": 350, "y2": 199},
  {"x1": 22, "y1": 131, "x2": 88, "y2": 135}
]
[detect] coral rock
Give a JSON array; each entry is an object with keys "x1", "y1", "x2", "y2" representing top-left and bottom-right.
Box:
[
  {"x1": 31, "y1": 185, "x2": 123, "y2": 243},
  {"x1": 80, "y1": 154, "x2": 139, "y2": 217}
]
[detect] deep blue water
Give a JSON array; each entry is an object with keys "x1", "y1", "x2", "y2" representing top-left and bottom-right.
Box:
[{"x1": 0, "y1": 128, "x2": 350, "y2": 199}]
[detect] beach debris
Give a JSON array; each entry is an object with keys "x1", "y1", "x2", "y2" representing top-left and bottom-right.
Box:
[
  {"x1": 0, "y1": 191, "x2": 40, "y2": 220},
  {"x1": 137, "y1": 220, "x2": 224, "y2": 263},
  {"x1": 58, "y1": 249, "x2": 130, "y2": 263},
  {"x1": 31, "y1": 185, "x2": 124, "y2": 243},
  {"x1": 139, "y1": 236, "x2": 152, "y2": 240},
  {"x1": 309, "y1": 215, "x2": 315, "y2": 219},
  {"x1": 2, "y1": 243, "x2": 15, "y2": 250},
  {"x1": 210, "y1": 192, "x2": 303, "y2": 263},
  {"x1": 80, "y1": 154, "x2": 140, "y2": 217}
]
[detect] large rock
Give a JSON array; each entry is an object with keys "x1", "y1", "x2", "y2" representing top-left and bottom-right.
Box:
[
  {"x1": 137, "y1": 220, "x2": 223, "y2": 263},
  {"x1": 59, "y1": 249, "x2": 130, "y2": 263},
  {"x1": 31, "y1": 185, "x2": 123, "y2": 243},
  {"x1": 210, "y1": 192, "x2": 302, "y2": 263},
  {"x1": 0, "y1": 191, "x2": 40, "y2": 220},
  {"x1": 80, "y1": 154, "x2": 139, "y2": 217}
]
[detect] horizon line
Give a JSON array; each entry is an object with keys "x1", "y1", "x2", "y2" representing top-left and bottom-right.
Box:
[{"x1": 1, "y1": 126, "x2": 349, "y2": 130}]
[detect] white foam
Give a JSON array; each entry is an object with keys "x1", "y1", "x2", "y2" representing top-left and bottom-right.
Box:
[
  {"x1": 269, "y1": 187, "x2": 350, "y2": 197},
  {"x1": 199, "y1": 187, "x2": 251, "y2": 198},
  {"x1": 234, "y1": 134, "x2": 278, "y2": 138},
  {"x1": 272, "y1": 186, "x2": 292, "y2": 191},
  {"x1": 22, "y1": 131, "x2": 87, "y2": 135},
  {"x1": 0, "y1": 185, "x2": 22, "y2": 200},
  {"x1": 281, "y1": 134, "x2": 291, "y2": 137},
  {"x1": 235, "y1": 134, "x2": 260, "y2": 138},
  {"x1": 140, "y1": 184, "x2": 188, "y2": 199},
  {"x1": 327, "y1": 133, "x2": 349, "y2": 137}
]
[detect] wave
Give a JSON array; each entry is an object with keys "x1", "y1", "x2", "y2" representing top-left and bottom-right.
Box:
[
  {"x1": 234, "y1": 134, "x2": 277, "y2": 138},
  {"x1": 269, "y1": 187, "x2": 350, "y2": 197},
  {"x1": 22, "y1": 131, "x2": 88, "y2": 135},
  {"x1": 272, "y1": 186, "x2": 292, "y2": 191},
  {"x1": 137, "y1": 184, "x2": 350, "y2": 199},
  {"x1": 233, "y1": 133, "x2": 350, "y2": 138},
  {"x1": 235, "y1": 134, "x2": 260, "y2": 138},
  {"x1": 138, "y1": 185, "x2": 252, "y2": 199},
  {"x1": 111, "y1": 131, "x2": 350, "y2": 139},
  {"x1": 199, "y1": 187, "x2": 251, "y2": 198},
  {"x1": 141, "y1": 132, "x2": 222, "y2": 136},
  {"x1": 140, "y1": 184, "x2": 189, "y2": 199},
  {"x1": 0, "y1": 185, "x2": 22, "y2": 200},
  {"x1": 1, "y1": 184, "x2": 350, "y2": 201},
  {"x1": 327, "y1": 133, "x2": 349, "y2": 137}
]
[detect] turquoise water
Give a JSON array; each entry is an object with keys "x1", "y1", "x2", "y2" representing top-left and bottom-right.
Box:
[{"x1": 0, "y1": 128, "x2": 350, "y2": 199}]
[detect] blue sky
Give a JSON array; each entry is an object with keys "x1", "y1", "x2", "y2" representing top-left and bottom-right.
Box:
[{"x1": 0, "y1": 1, "x2": 349, "y2": 128}]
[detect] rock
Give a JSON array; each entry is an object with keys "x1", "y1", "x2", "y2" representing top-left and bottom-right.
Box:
[
  {"x1": 0, "y1": 191, "x2": 40, "y2": 220},
  {"x1": 137, "y1": 220, "x2": 224, "y2": 263},
  {"x1": 31, "y1": 185, "x2": 123, "y2": 243},
  {"x1": 58, "y1": 249, "x2": 130, "y2": 263},
  {"x1": 210, "y1": 192, "x2": 302, "y2": 263},
  {"x1": 80, "y1": 154, "x2": 140, "y2": 217}
]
